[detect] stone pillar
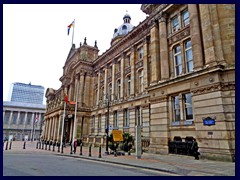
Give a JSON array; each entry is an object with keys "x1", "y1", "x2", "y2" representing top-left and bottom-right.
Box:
[
  {"x1": 57, "y1": 115, "x2": 62, "y2": 142},
  {"x1": 97, "y1": 71, "x2": 101, "y2": 105},
  {"x1": 159, "y1": 13, "x2": 169, "y2": 81},
  {"x1": 130, "y1": 47, "x2": 136, "y2": 97},
  {"x1": 129, "y1": 107, "x2": 136, "y2": 135},
  {"x1": 24, "y1": 112, "x2": 27, "y2": 130},
  {"x1": 48, "y1": 118, "x2": 52, "y2": 140},
  {"x1": 199, "y1": 4, "x2": 217, "y2": 66},
  {"x1": 111, "y1": 60, "x2": 116, "y2": 100},
  {"x1": 104, "y1": 67, "x2": 108, "y2": 101},
  {"x1": 149, "y1": 19, "x2": 160, "y2": 84},
  {"x1": 120, "y1": 53, "x2": 125, "y2": 100},
  {"x1": 79, "y1": 73, "x2": 84, "y2": 105},
  {"x1": 53, "y1": 116, "x2": 57, "y2": 141},
  {"x1": 16, "y1": 111, "x2": 21, "y2": 125},
  {"x1": 143, "y1": 36, "x2": 150, "y2": 90},
  {"x1": 188, "y1": 4, "x2": 204, "y2": 70},
  {"x1": 8, "y1": 111, "x2": 13, "y2": 128}
]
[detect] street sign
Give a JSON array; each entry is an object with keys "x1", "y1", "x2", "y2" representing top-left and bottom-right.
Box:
[
  {"x1": 112, "y1": 130, "x2": 123, "y2": 142},
  {"x1": 203, "y1": 117, "x2": 215, "y2": 126}
]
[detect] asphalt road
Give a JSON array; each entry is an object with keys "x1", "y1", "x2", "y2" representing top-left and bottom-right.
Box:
[{"x1": 3, "y1": 152, "x2": 178, "y2": 176}]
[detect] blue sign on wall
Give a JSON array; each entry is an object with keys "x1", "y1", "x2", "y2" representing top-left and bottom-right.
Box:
[{"x1": 203, "y1": 117, "x2": 215, "y2": 126}]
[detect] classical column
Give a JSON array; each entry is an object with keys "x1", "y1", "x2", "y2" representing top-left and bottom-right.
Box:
[
  {"x1": 143, "y1": 36, "x2": 150, "y2": 90},
  {"x1": 97, "y1": 70, "x2": 101, "y2": 104},
  {"x1": 23, "y1": 112, "x2": 27, "y2": 130},
  {"x1": 120, "y1": 53, "x2": 125, "y2": 99},
  {"x1": 199, "y1": 4, "x2": 217, "y2": 66},
  {"x1": 53, "y1": 116, "x2": 57, "y2": 141},
  {"x1": 48, "y1": 118, "x2": 52, "y2": 140},
  {"x1": 78, "y1": 73, "x2": 84, "y2": 106},
  {"x1": 188, "y1": 4, "x2": 204, "y2": 70},
  {"x1": 104, "y1": 67, "x2": 108, "y2": 101},
  {"x1": 16, "y1": 111, "x2": 20, "y2": 124},
  {"x1": 159, "y1": 13, "x2": 170, "y2": 81},
  {"x1": 149, "y1": 19, "x2": 160, "y2": 84},
  {"x1": 57, "y1": 115, "x2": 61, "y2": 142},
  {"x1": 8, "y1": 111, "x2": 13, "y2": 128},
  {"x1": 111, "y1": 60, "x2": 116, "y2": 100},
  {"x1": 130, "y1": 47, "x2": 136, "y2": 97}
]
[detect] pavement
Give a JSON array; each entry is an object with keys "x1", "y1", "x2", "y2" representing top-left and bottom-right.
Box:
[{"x1": 3, "y1": 140, "x2": 235, "y2": 176}]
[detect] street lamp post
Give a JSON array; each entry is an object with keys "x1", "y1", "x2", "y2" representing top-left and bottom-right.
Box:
[{"x1": 105, "y1": 94, "x2": 110, "y2": 155}]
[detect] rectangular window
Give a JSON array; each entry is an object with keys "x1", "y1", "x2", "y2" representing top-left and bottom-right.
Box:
[
  {"x1": 173, "y1": 96, "x2": 180, "y2": 122},
  {"x1": 4, "y1": 111, "x2": 10, "y2": 124},
  {"x1": 27, "y1": 113, "x2": 32, "y2": 125},
  {"x1": 172, "y1": 16, "x2": 179, "y2": 32},
  {"x1": 138, "y1": 47, "x2": 143, "y2": 60},
  {"x1": 124, "y1": 109, "x2": 129, "y2": 127},
  {"x1": 20, "y1": 112, "x2": 25, "y2": 124},
  {"x1": 13, "y1": 112, "x2": 18, "y2": 124},
  {"x1": 114, "y1": 111, "x2": 118, "y2": 127},
  {"x1": 92, "y1": 115, "x2": 95, "y2": 128},
  {"x1": 174, "y1": 45, "x2": 182, "y2": 76},
  {"x1": 183, "y1": 93, "x2": 193, "y2": 120},
  {"x1": 185, "y1": 40, "x2": 193, "y2": 72},
  {"x1": 182, "y1": 9, "x2": 189, "y2": 27},
  {"x1": 127, "y1": 76, "x2": 131, "y2": 96},
  {"x1": 98, "y1": 114, "x2": 101, "y2": 129}
]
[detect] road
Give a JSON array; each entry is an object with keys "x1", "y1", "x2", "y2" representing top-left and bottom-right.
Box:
[{"x1": 3, "y1": 151, "x2": 178, "y2": 176}]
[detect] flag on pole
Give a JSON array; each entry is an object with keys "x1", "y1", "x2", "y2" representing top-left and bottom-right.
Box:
[
  {"x1": 67, "y1": 20, "x2": 75, "y2": 35},
  {"x1": 35, "y1": 116, "x2": 38, "y2": 124},
  {"x1": 64, "y1": 94, "x2": 69, "y2": 102},
  {"x1": 69, "y1": 101, "x2": 76, "y2": 105}
]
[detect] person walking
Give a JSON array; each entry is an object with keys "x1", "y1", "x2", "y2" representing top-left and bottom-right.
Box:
[
  {"x1": 191, "y1": 139, "x2": 200, "y2": 160},
  {"x1": 73, "y1": 138, "x2": 77, "y2": 154}
]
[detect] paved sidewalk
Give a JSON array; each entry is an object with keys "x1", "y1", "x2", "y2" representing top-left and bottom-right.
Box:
[{"x1": 3, "y1": 141, "x2": 235, "y2": 176}]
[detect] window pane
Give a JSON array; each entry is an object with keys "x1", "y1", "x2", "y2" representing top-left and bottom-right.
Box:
[
  {"x1": 175, "y1": 55, "x2": 182, "y2": 65},
  {"x1": 186, "y1": 50, "x2": 193, "y2": 60},
  {"x1": 187, "y1": 61, "x2": 193, "y2": 72},
  {"x1": 185, "y1": 40, "x2": 192, "y2": 49},
  {"x1": 184, "y1": 93, "x2": 193, "y2": 120}
]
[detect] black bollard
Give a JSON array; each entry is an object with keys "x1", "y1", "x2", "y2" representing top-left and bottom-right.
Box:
[
  {"x1": 114, "y1": 150, "x2": 117, "y2": 157},
  {"x1": 23, "y1": 141, "x2": 26, "y2": 149},
  {"x1": 48, "y1": 143, "x2": 51, "y2": 151},
  {"x1": 89, "y1": 144, "x2": 92, "y2": 157},
  {"x1": 39, "y1": 142, "x2": 41, "y2": 149},
  {"x1": 98, "y1": 145, "x2": 102, "y2": 158},
  {"x1": 36, "y1": 142, "x2": 38, "y2": 149},
  {"x1": 58, "y1": 143, "x2": 60, "y2": 153},
  {"x1": 42, "y1": 141, "x2": 44, "y2": 150},
  {"x1": 5, "y1": 141, "x2": 8, "y2": 150},
  {"x1": 70, "y1": 144, "x2": 73, "y2": 154},
  {"x1": 80, "y1": 144, "x2": 82, "y2": 155},
  {"x1": 45, "y1": 142, "x2": 47, "y2": 150},
  {"x1": 9, "y1": 140, "x2": 12, "y2": 150},
  {"x1": 61, "y1": 144, "x2": 63, "y2": 154},
  {"x1": 52, "y1": 143, "x2": 55, "y2": 152}
]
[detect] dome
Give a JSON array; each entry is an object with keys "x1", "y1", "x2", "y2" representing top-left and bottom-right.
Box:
[{"x1": 112, "y1": 13, "x2": 134, "y2": 39}]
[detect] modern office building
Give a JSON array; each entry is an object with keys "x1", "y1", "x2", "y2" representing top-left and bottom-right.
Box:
[
  {"x1": 3, "y1": 82, "x2": 46, "y2": 141},
  {"x1": 10, "y1": 82, "x2": 44, "y2": 104},
  {"x1": 44, "y1": 4, "x2": 235, "y2": 162}
]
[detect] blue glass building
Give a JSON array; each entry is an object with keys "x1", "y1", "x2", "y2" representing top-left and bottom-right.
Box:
[{"x1": 10, "y1": 82, "x2": 44, "y2": 104}]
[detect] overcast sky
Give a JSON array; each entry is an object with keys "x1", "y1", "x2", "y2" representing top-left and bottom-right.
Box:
[{"x1": 3, "y1": 4, "x2": 147, "y2": 104}]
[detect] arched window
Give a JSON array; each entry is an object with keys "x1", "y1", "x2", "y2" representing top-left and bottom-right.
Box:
[{"x1": 122, "y1": 25, "x2": 127, "y2": 30}]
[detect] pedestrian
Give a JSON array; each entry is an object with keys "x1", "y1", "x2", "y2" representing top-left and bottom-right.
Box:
[
  {"x1": 191, "y1": 139, "x2": 200, "y2": 160},
  {"x1": 73, "y1": 138, "x2": 77, "y2": 154}
]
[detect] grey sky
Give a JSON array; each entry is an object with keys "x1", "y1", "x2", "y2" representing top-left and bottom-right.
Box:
[{"x1": 3, "y1": 4, "x2": 147, "y2": 103}]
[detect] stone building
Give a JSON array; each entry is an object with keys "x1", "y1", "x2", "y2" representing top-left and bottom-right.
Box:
[
  {"x1": 44, "y1": 4, "x2": 235, "y2": 161},
  {"x1": 3, "y1": 101, "x2": 45, "y2": 141}
]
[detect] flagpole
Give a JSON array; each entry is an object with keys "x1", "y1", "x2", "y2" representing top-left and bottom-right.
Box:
[
  {"x1": 71, "y1": 80, "x2": 79, "y2": 152},
  {"x1": 72, "y1": 19, "x2": 75, "y2": 46},
  {"x1": 60, "y1": 101, "x2": 66, "y2": 149}
]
